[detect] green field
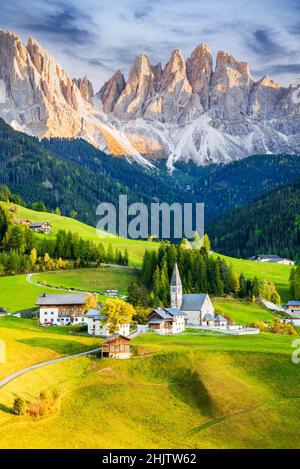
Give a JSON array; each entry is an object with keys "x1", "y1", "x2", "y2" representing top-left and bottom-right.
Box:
[
  {"x1": 0, "y1": 274, "x2": 72, "y2": 312},
  {"x1": 0, "y1": 318, "x2": 299, "y2": 449},
  {"x1": 213, "y1": 253, "x2": 292, "y2": 302},
  {"x1": 0, "y1": 316, "x2": 99, "y2": 379},
  {"x1": 0, "y1": 202, "x2": 158, "y2": 267},
  {"x1": 31, "y1": 265, "x2": 138, "y2": 295},
  {"x1": 213, "y1": 299, "x2": 276, "y2": 325}
]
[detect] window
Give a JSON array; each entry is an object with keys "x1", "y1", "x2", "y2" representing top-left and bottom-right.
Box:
[{"x1": 44, "y1": 312, "x2": 47, "y2": 315}]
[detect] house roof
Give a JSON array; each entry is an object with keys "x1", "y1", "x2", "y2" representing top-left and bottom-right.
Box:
[
  {"x1": 286, "y1": 301, "x2": 300, "y2": 306},
  {"x1": 203, "y1": 313, "x2": 215, "y2": 321},
  {"x1": 164, "y1": 307, "x2": 186, "y2": 316},
  {"x1": 171, "y1": 263, "x2": 182, "y2": 287},
  {"x1": 29, "y1": 222, "x2": 51, "y2": 228},
  {"x1": 101, "y1": 333, "x2": 131, "y2": 344},
  {"x1": 151, "y1": 308, "x2": 172, "y2": 319},
  {"x1": 215, "y1": 314, "x2": 227, "y2": 322},
  {"x1": 181, "y1": 294, "x2": 208, "y2": 311},
  {"x1": 85, "y1": 308, "x2": 105, "y2": 319},
  {"x1": 148, "y1": 318, "x2": 164, "y2": 324},
  {"x1": 36, "y1": 293, "x2": 86, "y2": 306}
]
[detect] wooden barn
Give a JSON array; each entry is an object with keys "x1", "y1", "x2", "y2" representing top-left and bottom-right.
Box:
[{"x1": 101, "y1": 334, "x2": 131, "y2": 359}]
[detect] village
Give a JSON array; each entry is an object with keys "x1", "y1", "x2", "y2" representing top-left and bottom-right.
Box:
[{"x1": 34, "y1": 263, "x2": 300, "y2": 359}]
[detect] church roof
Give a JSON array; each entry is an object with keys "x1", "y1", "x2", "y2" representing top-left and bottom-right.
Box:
[
  {"x1": 215, "y1": 314, "x2": 227, "y2": 322},
  {"x1": 203, "y1": 313, "x2": 215, "y2": 321},
  {"x1": 171, "y1": 263, "x2": 182, "y2": 287},
  {"x1": 181, "y1": 294, "x2": 208, "y2": 311}
]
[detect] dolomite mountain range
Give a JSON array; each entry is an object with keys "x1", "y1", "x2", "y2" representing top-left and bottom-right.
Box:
[{"x1": 0, "y1": 29, "x2": 299, "y2": 167}]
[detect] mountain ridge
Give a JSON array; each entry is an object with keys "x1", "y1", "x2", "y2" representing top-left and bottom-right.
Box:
[{"x1": 0, "y1": 29, "x2": 299, "y2": 166}]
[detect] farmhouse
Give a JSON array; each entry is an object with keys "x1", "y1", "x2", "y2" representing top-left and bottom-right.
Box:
[
  {"x1": 105, "y1": 289, "x2": 119, "y2": 297},
  {"x1": 36, "y1": 293, "x2": 87, "y2": 326},
  {"x1": 86, "y1": 308, "x2": 131, "y2": 337},
  {"x1": 284, "y1": 301, "x2": 300, "y2": 318},
  {"x1": 248, "y1": 254, "x2": 294, "y2": 265},
  {"x1": 101, "y1": 334, "x2": 131, "y2": 359},
  {"x1": 29, "y1": 221, "x2": 52, "y2": 234},
  {"x1": 148, "y1": 308, "x2": 186, "y2": 335}
]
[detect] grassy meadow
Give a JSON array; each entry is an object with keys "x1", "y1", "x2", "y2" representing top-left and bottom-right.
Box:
[
  {"x1": 0, "y1": 202, "x2": 159, "y2": 267},
  {"x1": 0, "y1": 320, "x2": 299, "y2": 449},
  {"x1": 213, "y1": 253, "x2": 292, "y2": 302},
  {"x1": 31, "y1": 265, "x2": 139, "y2": 295},
  {"x1": 0, "y1": 316, "x2": 99, "y2": 380},
  {"x1": 213, "y1": 298, "x2": 276, "y2": 325}
]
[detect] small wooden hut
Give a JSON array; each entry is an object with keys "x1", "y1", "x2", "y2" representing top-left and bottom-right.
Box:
[{"x1": 101, "y1": 334, "x2": 131, "y2": 359}]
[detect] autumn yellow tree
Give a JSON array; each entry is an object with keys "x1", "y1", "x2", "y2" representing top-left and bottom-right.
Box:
[
  {"x1": 83, "y1": 293, "x2": 99, "y2": 313},
  {"x1": 102, "y1": 299, "x2": 135, "y2": 334},
  {"x1": 29, "y1": 248, "x2": 37, "y2": 266}
]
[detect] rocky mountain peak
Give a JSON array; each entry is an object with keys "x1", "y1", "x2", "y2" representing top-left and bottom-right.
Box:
[
  {"x1": 73, "y1": 76, "x2": 94, "y2": 102},
  {"x1": 186, "y1": 43, "x2": 212, "y2": 110},
  {"x1": 113, "y1": 53, "x2": 155, "y2": 117},
  {"x1": 97, "y1": 69, "x2": 126, "y2": 113},
  {"x1": 258, "y1": 75, "x2": 282, "y2": 89}
]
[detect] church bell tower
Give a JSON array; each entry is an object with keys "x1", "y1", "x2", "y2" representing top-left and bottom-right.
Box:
[{"x1": 170, "y1": 263, "x2": 182, "y2": 309}]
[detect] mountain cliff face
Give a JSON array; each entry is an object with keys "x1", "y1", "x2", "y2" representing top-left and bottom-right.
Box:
[{"x1": 0, "y1": 29, "x2": 299, "y2": 167}]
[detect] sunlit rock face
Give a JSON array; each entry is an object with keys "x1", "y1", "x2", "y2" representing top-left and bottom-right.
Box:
[{"x1": 0, "y1": 29, "x2": 299, "y2": 167}]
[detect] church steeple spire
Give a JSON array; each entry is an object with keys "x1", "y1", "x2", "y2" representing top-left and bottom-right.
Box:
[{"x1": 170, "y1": 263, "x2": 182, "y2": 309}]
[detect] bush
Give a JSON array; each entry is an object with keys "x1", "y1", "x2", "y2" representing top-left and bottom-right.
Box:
[{"x1": 13, "y1": 397, "x2": 26, "y2": 415}]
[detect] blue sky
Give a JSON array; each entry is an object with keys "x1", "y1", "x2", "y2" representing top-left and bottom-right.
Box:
[{"x1": 1, "y1": 0, "x2": 299, "y2": 89}]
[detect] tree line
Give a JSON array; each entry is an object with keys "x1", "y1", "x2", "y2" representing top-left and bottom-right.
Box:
[
  {"x1": 127, "y1": 240, "x2": 281, "y2": 308},
  {"x1": 0, "y1": 206, "x2": 129, "y2": 275}
]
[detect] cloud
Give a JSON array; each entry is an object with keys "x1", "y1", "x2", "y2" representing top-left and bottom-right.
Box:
[
  {"x1": 24, "y1": 1, "x2": 96, "y2": 44},
  {"x1": 0, "y1": 0, "x2": 299, "y2": 87},
  {"x1": 246, "y1": 28, "x2": 288, "y2": 59}
]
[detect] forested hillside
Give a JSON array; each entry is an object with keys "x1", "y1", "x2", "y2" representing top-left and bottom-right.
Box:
[
  {"x1": 0, "y1": 119, "x2": 181, "y2": 226},
  {"x1": 208, "y1": 178, "x2": 300, "y2": 260}
]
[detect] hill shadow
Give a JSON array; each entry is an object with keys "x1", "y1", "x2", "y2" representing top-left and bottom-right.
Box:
[{"x1": 169, "y1": 368, "x2": 214, "y2": 417}]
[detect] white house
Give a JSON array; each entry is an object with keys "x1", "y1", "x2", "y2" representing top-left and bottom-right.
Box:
[
  {"x1": 85, "y1": 309, "x2": 131, "y2": 337},
  {"x1": 248, "y1": 254, "x2": 295, "y2": 266},
  {"x1": 36, "y1": 293, "x2": 87, "y2": 326},
  {"x1": 148, "y1": 308, "x2": 186, "y2": 335}
]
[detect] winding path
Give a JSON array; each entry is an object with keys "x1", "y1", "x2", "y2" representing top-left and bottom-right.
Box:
[
  {"x1": 26, "y1": 273, "x2": 84, "y2": 293},
  {"x1": 0, "y1": 347, "x2": 102, "y2": 390}
]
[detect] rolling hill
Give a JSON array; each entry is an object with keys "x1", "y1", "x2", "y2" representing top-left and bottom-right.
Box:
[{"x1": 0, "y1": 318, "x2": 299, "y2": 448}]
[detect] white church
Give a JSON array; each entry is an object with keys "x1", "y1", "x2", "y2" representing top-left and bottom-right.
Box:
[{"x1": 148, "y1": 263, "x2": 228, "y2": 334}]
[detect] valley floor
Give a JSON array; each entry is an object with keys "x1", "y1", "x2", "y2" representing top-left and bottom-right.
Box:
[{"x1": 0, "y1": 317, "x2": 299, "y2": 449}]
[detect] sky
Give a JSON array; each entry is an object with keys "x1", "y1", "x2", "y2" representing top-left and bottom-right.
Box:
[{"x1": 0, "y1": 0, "x2": 299, "y2": 90}]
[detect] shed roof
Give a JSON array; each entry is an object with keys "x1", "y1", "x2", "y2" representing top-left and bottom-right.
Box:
[
  {"x1": 286, "y1": 301, "x2": 300, "y2": 306},
  {"x1": 102, "y1": 333, "x2": 131, "y2": 344}
]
